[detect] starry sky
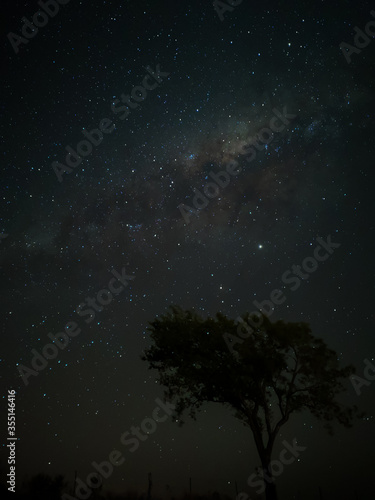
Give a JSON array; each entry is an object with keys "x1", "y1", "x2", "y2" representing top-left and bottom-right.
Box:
[{"x1": 1, "y1": 0, "x2": 375, "y2": 498}]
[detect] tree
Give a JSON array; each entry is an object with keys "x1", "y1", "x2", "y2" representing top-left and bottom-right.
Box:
[{"x1": 142, "y1": 306, "x2": 363, "y2": 500}]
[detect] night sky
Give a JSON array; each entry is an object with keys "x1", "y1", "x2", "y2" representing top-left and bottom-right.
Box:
[{"x1": 1, "y1": 0, "x2": 375, "y2": 499}]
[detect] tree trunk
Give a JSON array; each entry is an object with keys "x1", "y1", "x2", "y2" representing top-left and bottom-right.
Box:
[
  {"x1": 264, "y1": 478, "x2": 278, "y2": 500},
  {"x1": 249, "y1": 421, "x2": 278, "y2": 500},
  {"x1": 261, "y1": 461, "x2": 278, "y2": 500}
]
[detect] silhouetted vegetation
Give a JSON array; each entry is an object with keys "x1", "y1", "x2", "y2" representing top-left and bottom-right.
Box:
[{"x1": 142, "y1": 306, "x2": 364, "y2": 500}]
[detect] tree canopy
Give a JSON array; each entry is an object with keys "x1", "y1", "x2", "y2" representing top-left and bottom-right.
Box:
[{"x1": 142, "y1": 306, "x2": 363, "y2": 500}]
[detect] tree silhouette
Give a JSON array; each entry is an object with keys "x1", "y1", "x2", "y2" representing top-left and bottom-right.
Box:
[{"x1": 142, "y1": 306, "x2": 363, "y2": 500}]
